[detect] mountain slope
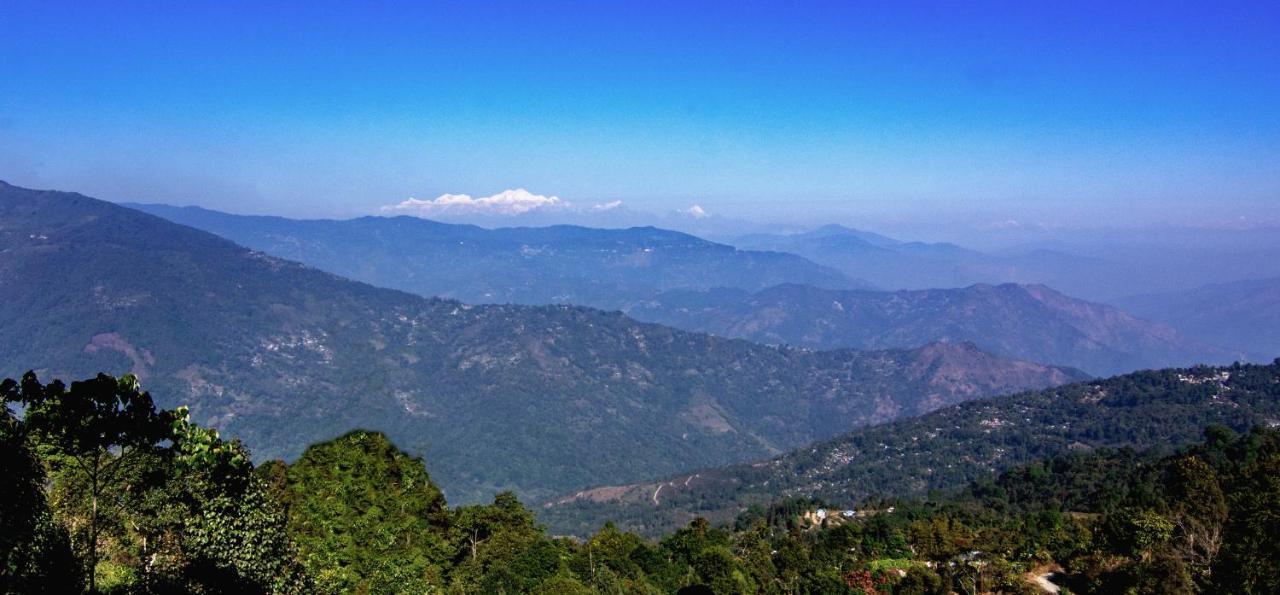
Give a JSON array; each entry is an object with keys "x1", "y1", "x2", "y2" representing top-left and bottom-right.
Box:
[
  {"x1": 543, "y1": 360, "x2": 1280, "y2": 536},
  {"x1": 125, "y1": 203, "x2": 871, "y2": 309},
  {"x1": 0, "y1": 181, "x2": 1078, "y2": 503},
  {"x1": 1117, "y1": 276, "x2": 1280, "y2": 360},
  {"x1": 628, "y1": 282, "x2": 1233, "y2": 376},
  {"x1": 125, "y1": 204, "x2": 1229, "y2": 375}
]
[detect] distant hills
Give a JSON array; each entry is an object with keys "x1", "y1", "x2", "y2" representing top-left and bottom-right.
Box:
[
  {"x1": 1118, "y1": 276, "x2": 1280, "y2": 360},
  {"x1": 731, "y1": 224, "x2": 1122, "y2": 299},
  {"x1": 125, "y1": 203, "x2": 872, "y2": 310},
  {"x1": 127, "y1": 204, "x2": 1245, "y2": 376},
  {"x1": 543, "y1": 360, "x2": 1280, "y2": 536},
  {"x1": 627, "y1": 282, "x2": 1235, "y2": 376},
  {"x1": 0, "y1": 181, "x2": 1077, "y2": 503}
]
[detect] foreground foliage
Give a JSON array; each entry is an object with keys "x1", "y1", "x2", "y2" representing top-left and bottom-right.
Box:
[
  {"x1": 1, "y1": 372, "x2": 307, "y2": 593},
  {"x1": 3, "y1": 370, "x2": 1279, "y2": 594}
]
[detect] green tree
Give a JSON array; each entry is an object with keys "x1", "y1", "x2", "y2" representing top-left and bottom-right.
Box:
[
  {"x1": 1165, "y1": 455, "x2": 1227, "y2": 579},
  {"x1": 449, "y1": 492, "x2": 548, "y2": 593},
  {"x1": 728, "y1": 523, "x2": 778, "y2": 593},
  {"x1": 772, "y1": 529, "x2": 814, "y2": 593},
  {"x1": 283, "y1": 430, "x2": 450, "y2": 593},
  {"x1": 572, "y1": 522, "x2": 665, "y2": 592},
  {"x1": 532, "y1": 575, "x2": 595, "y2": 595},
  {"x1": 691, "y1": 545, "x2": 752, "y2": 595},
  {"x1": 907, "y1": 516, "x2": 971, "y2": 560},
  {"x1": 4, "y1": 372, "x2": 308, "y2": 593},
  {"x1": 2, "y1": 372, "x2": 171, "y2": 593},
  {"x1": 172, "y1": 442, "x2": 310, "y2": 593},
  {"x1": 1103, "y1": 508, "x2": 1174, "y2": 561},
  {"x1": 894, "y1": 567, "x2": 944, "y2": 595},
  {"x1": 0, "y1": 400, "x2": 81, "y2": 593},
  {"x1": 1214, "y1": 449, "x2": 1280, "y2": 593}
]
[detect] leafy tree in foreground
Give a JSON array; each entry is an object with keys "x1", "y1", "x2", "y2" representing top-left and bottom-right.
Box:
[
  {"x1": 449, "y1": 491, "x2": 562, "y2": 593},
  {"x1": 1213, "y1": 438, "x2": 1280, "y2": 594},
  {"x1": 2, "y1": 372, "x2": 308, "y2": 593},
  {"x1": 2, "y1": 372, "x2": 171, "y2": 593},
  {"x1": 282, "y1": 430, "x2": 451, "y2": 594},
  {"x1": 163, "y1": 408, "x2": 310, "y2": 593},
  {"x1": 0, "y1": 399, "x2": 80, "y2": 593}
]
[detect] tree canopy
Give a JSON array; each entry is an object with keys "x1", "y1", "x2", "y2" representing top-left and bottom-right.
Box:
[{"x1": 4, "y1": 370, "x2": 1279, "y2": 594}]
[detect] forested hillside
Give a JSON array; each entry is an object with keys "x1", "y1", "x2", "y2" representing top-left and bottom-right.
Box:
[
  {"x1": 545, "y1": 360, "x2": 1280, "y2": 536},
  {"x1": 0, "y1": 181, "x2": 1077, "y2": 503},
  {"x1": 629, "y1": 282, "x2": 1232, "y2": 375}
]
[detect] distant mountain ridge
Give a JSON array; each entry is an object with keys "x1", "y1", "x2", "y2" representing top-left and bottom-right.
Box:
[
  {"x1": 543, "y1": 360, "x2": 1280, "y2": 536},
  {"x1": 627, "y1": 282, "x2": 1235, "y2": 376},
  {"x1": 1117, "y1": 276, "x2": 1280, "y2": 360},
  {"x1": 731, "y1": 225, "x2": 1123, "y2": 299},
  {"x1": 125, "y1": 203, "x2": 1237, "y2": 375},
  {"x1": 736, "y1": 223, "x2": 903, "y2": 249},
  {"x1": 1, "y1": 181, "x2": 1077, "y2": 504},
  {"x1": 125, "y1": 203, "x2": 873, "y2": 310}
]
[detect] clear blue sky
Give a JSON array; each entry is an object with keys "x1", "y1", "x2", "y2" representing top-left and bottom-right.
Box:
[{"x1": 1, "y1": 1, "x2": 1277, "y2": 230}]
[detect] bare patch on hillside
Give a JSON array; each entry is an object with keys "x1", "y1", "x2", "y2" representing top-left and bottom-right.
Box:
[
  {"x1": 681, "y1": 403, "x2": 735, "y2": 433},
  {"x1": 84, "y1": 332, "x2": 154, "y2": 378}
]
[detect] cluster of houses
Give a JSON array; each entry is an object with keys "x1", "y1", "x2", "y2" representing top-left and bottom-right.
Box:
[
  {"x1": 812, "y1": 508, "x2": 857, "y2": 521},
  {"x1": 805, "y1": 505, "x2": 898, "y2": 526}
]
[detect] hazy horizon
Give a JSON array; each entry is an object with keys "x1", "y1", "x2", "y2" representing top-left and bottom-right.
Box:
[
  {"x1": 3, "y1": 1, "x2": 1278, "y2": 237},
  {"x1": 6, "y1": 174, "x2": 1280, "y2": 256}
]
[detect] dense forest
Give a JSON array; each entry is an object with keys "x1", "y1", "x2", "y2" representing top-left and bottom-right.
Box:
[
  {"x1": 545, "y1": 360, "x2": 1280, "y2": 536},
  {"x1": 4, "y1": 370, "x2": 1279, "y2": 593}
]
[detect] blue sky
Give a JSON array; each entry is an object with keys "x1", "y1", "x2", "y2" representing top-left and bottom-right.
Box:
[{"x1": 1, "y1": 1, "x2": 1277, "y2": 231}]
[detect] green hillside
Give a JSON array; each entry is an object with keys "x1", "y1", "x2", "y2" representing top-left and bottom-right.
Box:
[{"x1": 544, "y1": 360, "x2": 1280, "y2": 536}]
